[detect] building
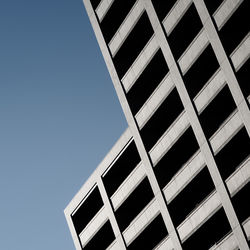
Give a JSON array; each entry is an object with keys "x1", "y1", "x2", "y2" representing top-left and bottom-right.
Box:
[{"x1": 64, "y1": 0, "x2": 250, "y2": 249}]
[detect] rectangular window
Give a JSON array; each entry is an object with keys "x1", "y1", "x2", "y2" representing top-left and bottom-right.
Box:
[
  {"x1": 100, "y1": 0, "x2": 137, "y2": 44},
  {"x1": 102, "y1": 140, "x2": 141, "y2": 197},
  {"x1": 71, "y1": 187, "x2": 103, "y2": 235},
  {"x1": 219, "y1": 0, "x2": 250, "y2": 55},
  {"x1": 203, "y1": 0, "x2": 224, "y2": 15},
  {"x1": 113, "y1": 12, "x2": 154, "y2": 79},
  {"x1": 127, "y1": 49, "x2": 169, "y2": 115},
  {"x1": 168, "y1": 167, "x2": 215, "y2": 227},
  {"x1": 182, "y1": 208, "x2": 231, "y2": 249},
  {"x1": 232, "y1": 182, "x2": 250, "y2": 224},
  {"x1": 152, "y1": 0, "x2": 177, "y2": 22},
  {"x1": 183, "y1": 44, "x2": 219, "y2": 99},
  {"x1": 127, "y1": 214, "x2": 168, "y2": 250},
  {"x1": 236, "y1": 57, "x2": 250, "y2": 99},
  {"x1": 154, "y1": 126, "x2": 199, "y2": 189},
  {"x1": 215, "y1": 126, "x2": 250, "y2": 180},
  {"x1": 199, "y1": 85, "x2": 237, "y2": 139},
  {"x1": 167, "y1": 3, "x2": 203, "y2": 60},
  {"x1": 140, "y1": 87, "x2": 184, "y2": 152},
  {"x1": 84, "y1": 220, "x2": 115, "y2": 250},
  {"x1": 115, "y1": 177, "x2": 154, "y2": 232}
]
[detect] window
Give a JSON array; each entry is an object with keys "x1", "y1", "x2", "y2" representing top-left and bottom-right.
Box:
[
  {"x1": 203, "y1": 0, "x2": 224, "y2": 15},
  {"x1": 113, "y1": 12, "x2": 154, "y2": 79},
  {"x1": 152, "y1": 0, "x2": 177, "y2": 22},
  {"x1": 127, "y1": 214, "x2": 168, "y2": 250},
  {"x1": 236, "y1": 57, "x2": 250, "y2": 99},
  {"x1": 84, "y1": 220, "x2": 115, "y2": 250},
  {"x1": 103, "y1": 140, "x2": 141, "y2": 197},
  {"x1": 219, "y1": 0, "x2": 250, "y2": 55},
  {"x1": 168, "y1": 167, "x2": 215, "y2": 227},
  {"x1": 167, "y1": 3, "x2": 203, "y2": 60},
  {"x1": 127, "y1": 49, "x2": 169, "y2": 115},
  {"x1": 182, "y1": 208, "x2": 231, "y2": 249},
  {"x1": 215, "y1": 126, "x2": 250, "y2": 180},
  {"x1": 199, "y1": 85, "x2": 237, "y2": 139},
  {"x1": 140, "y1": 87, "x2": 184, "y2": 151},
  {"x1": 154, "y1": 126, "x2": 199, "y2": 189},
  {"x1": 183, "y1": 44, "x2": 219, "y2": 99},
  {"x1": 71, "y1": 187, "x2": 103, "y2": 235},
  {"x1": 115, "y1": 177, "x2": 154, "y2": 232},
  {"x1": 100, "y1": 0, "x2": 137, "y2": 44}
]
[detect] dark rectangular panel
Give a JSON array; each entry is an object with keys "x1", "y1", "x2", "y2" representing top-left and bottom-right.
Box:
[
  {"x1": 215, "y1": 127, "x2": 250, "y2": 180},
  {"x1": 100, "y1": 0, "x2": 137, "y2": 44},
  {"x1": 167, "y1": 3, "x2": 203, "y2": 60},
  {"x1": 102, "y1": 141, "x2": 141, "y2": 197},
  {"x1": 154, "y1": 126, "x2": 199, "y2": 189},
  {"x1": 236, "y1": 57, "x2": 250, "y2": 99},
  {"x1": 183, "y1": 44, "x2": 219, "y2": 99},
  {"x1": 168, "y1": 167, "x2": 215, "y2": 227},
  {"x1": 127, "y1": 49, "x2": 169, "y2": 115},
  {"x1": 127, "y1": 214, "x2": 168, "y2": 250},
  {"x1": 140, "y1": 87, "x2": 184, "y2": 151},
  {"x1": 219, "y1": 0, "x2": 250, "y2": 55},
  {"x1": 199, "y1": 85, "x2": 237, "y2": 139},
  {"x1": 113, "y1": 12, "x2": 154, "y2": 79},
  {"x1": 182, "y1": 208, "x2": 231, "y2": 249},
  {"x1": 203, "y1": 0, "x2": 224, "y2": 15},
  {"x1": 232, "y1": 182, "x2": 250, "y2": 223},
  {"x1": 152, "y1": 0, "x2": 177, "y2": 22},
  {"x1": 84, "y1": 220, "x2": 115, "y2": 250},
  {"x1": 115, "y1": 177, "x2": 154, "y2": 232},
  {"x1": 71, "y1": 187, "x2": 103, "y2": 235}
]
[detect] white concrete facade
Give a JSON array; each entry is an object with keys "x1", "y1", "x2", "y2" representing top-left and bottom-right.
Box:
[{"x1": 65, "y1": 0, "x2": 250, "y2": 249}]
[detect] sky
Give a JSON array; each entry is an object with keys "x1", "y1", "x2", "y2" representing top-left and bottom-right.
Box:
[{"x1": 0, "y1": 0, "x2": 127, "y2": 249}]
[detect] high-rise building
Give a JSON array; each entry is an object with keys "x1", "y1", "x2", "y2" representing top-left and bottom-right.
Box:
[{"x1": 64, "y1": 0, "x2": 250, "y2": 249}]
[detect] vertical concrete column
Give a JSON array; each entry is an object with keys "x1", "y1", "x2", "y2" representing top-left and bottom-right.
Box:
[
  {"x1": 193, "y1": 0, "x2": 250, "y2": 142},
  {"x1": 193, "y1": 1, "x2": 250, "y2": 248},
  {"x1": 142, "y1": 0, "x2": 249, "y2": 248},
  {"x1": 97, "y1": 177, "x2": 127, "y2": 249},
  {"x1": 83, "y1": 1, "x2": 183, "y2": 249}
]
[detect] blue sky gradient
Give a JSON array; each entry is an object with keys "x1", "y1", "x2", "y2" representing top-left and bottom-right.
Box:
[{"x1": 0, "y1": 0, "x2": 127, "y2": 249}]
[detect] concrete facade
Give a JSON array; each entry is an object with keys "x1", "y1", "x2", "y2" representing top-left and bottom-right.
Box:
[{"x1": 65, "y1": 0, "x2": 250, "y2": 249}]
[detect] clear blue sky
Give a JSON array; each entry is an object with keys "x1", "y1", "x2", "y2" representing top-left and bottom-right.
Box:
[{"x1": 0, "y1": 0, "x2": 127, "y2": 249}]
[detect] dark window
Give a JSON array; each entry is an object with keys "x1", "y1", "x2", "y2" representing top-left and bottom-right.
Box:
[
  {"x1": 215, "y1": 127, "x2": 250, "y2": 180},
  {"x1": 167, "y1": 3, "x2": 203, "y2": 60},
  {"x1": 219, "y1": 0, "x2": 250, "y2": 55},
  {"x1": 127, "y1": 214, "x2": 168, "y2": 250},
  {"x1": 71, "y1": 187, "x2": 103, "y2": 235},
  {"x1": 154, "y1": 126, "x2": 199, "y2": 189},
  {"x1": 140, "y1": 87, "x2": 184, "y2": 151},
  {"x1": 199, "y1": 85, "x2": 237, "y2": 139},
  {"x1": 152, "y1": 0, "x2": 177, "y2": 22},
  {"x1": 113, "y1": 12, "x2": 154, "y2": 79},
  {"x1": 232, "y1": 182, "x2": 250, "y2": 223},
  {"x1": 183, "y1": 44, "x2": 219, "y2": 99},
  {"x1": 115, "y1": 177, "x2": 154, "y2": 232},
  {"x1": 168, "y1": 167, "x2": 215, "y2": 227},
  {"x1": 182, "y1": 208, "x2": 231, "y2": 249},
  {"x1": 90, "y1": 0, "x2": 101, "y2": 10},
  {"x1": 127, "y1": 49, "x2": 169, "y2": 115},
  {"x1": 203, "y1": 0, "x2": 224, "y2": 15},
  {"x1": 103, "y1": 141, "x2": 141, "y2": 197},
  {"x1": 84, "y1": 220, "x2": 115, "y2": 250},
  {"x1": 236, "y1": 57, "x2": 250, "y2": 99},
  {"x1": 100, "y1": 0, "x2": 137, "y2": 44}
]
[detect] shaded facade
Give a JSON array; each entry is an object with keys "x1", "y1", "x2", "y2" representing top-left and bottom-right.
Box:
[{"x1": 65, "y1": 0, "x2": 250, "y2": 249}]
